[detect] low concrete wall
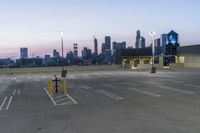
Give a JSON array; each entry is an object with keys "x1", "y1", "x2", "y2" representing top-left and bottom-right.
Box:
[
  {"x1": 184, "y1": 63, "x2": 200, "y2": 68},
  {"x1": 169, "y1": 63, "x2": 184, "y2": 69},
  {"x1": 137, "y1": 64, "x2": 161, "y2": 69}
]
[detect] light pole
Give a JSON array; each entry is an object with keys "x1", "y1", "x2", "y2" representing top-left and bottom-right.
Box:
[
  {"x1": 60, "y1": 31, "x2": 67, "y2": 77},
  {"x1": 150, "y1": 31, "x2": 156, "y2": 73}
]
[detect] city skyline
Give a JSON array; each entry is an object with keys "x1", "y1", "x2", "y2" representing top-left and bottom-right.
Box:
[{"x1": 0, "y1": 0, "x2": 200, "y2": 58}]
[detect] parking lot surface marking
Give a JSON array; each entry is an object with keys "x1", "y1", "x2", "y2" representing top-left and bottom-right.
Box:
[{"x1": 96, "y1": 90, "x2": 124, "y2": 100}]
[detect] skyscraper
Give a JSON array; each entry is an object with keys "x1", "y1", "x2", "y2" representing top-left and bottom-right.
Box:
[
  {"x1": 73, "y1": 43, "x2": 78, "y2": 59},
  {"x1": 94, "y1": 37, "x2": 98, "y2": 55},
  {"x1": 105, "y1": 36, "x2": 111, "y2": 50},
  {"x1": 20, "y1": 48, "x2": 28, "y2": 58},
  {"x1": 135, "y1": 30, "x2": 145, "y2": 49}
]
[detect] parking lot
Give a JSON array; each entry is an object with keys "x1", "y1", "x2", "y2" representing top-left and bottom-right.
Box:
[{"x1": 0, "y1": 69, "x2": 200, "y2": 133}]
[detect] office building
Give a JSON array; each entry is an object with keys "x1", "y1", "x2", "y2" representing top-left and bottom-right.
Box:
[
  {"x1": 53, "y1": 49, "x2": 60, "y2": 58},
  {"x1": 73, "y1": 43, "x2": 78, "y2": 59},
  {"x1": 135, "y1": 30, "x2": 145, "y2": 49},
  {"x1": 20, "y1": 48, "x2": 28, "y2": 58},
  {"x1": 94, "y1": 37, "x2": 98, "y2": 55}
]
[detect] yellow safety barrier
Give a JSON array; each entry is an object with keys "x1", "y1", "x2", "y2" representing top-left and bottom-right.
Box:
[
  {"x1": 48, "y1": 79, "x2": 53, "y2": 96},
  {"x1": 62, "y1": 79, "x2": 67, "y2": 95}
]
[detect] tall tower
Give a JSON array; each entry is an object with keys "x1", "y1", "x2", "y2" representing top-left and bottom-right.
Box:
[
  {"x1": 20, "y1": 48, "x2": 28, "y2": 59},
  {"x1": 94, "y1": 36, "x2": 98, "y2": 55},
  {"x1": 105, "y1": 36, "x2": 111, "y2": 49},
  {"x1": 73, "y1": 43, "x2": 78, "y2": 59},
  {"x1": 135, "y1": 30, "x2": 141, "y2": 49}
]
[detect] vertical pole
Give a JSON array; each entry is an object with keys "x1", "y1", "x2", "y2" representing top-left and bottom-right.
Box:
[
  {"x1": 62, "y1": 79, "x2": 67, "y2": 95},
  {"x1": 61, "y1": 34, "x2": 64, "y2": 71},
  {"x1": 55, "y1": 77, "x2": 58, "y2": 94},
  {"x1": 48, "y1": 80, "x2": 53, "y2": 96}
]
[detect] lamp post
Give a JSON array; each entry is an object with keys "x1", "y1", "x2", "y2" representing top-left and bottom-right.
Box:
[
  {"x1": 60, "y1": 31, "x2": 64, "y2": 70},
  {"x1": 150, "y1": 31, "x2": 156, "y2": 73},
  {"x1": 60, "y1": 31, "x2": 67, "y2": 77}
]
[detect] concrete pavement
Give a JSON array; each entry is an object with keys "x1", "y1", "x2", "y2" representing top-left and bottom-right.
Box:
[{"x1": 0, "y1": 70, "x2": 200, "y2": 133}]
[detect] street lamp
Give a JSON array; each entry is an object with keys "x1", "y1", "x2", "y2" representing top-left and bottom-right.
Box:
[
  {"x1": 60, "y1": 31, "x2": 67, "y2": 77},
  {"x1": 150, "y1": 31, "x2": 156, "y2": 73}
]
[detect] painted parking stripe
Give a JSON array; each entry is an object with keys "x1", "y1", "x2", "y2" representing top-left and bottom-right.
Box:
[
  {"x1": 17, "y1": 89, "x2": 20, "y2": 95},
  {"x1": 65, "y1": 94, "x2": 78, "y2": 104},
  {"x1": 129, "y1": 88, "x2": 161, "y2": 97},
  {"x1": 157, "y1": 86, "x2": 195, "y2": 95},
  {"x1": 54, "y1": 97, "x2": 69, "y2": 103},
  {"x1": 6, "y1": 96, "x2": 13, "y2": 110},
  {"x1": 96, "y1": 90, "x2": 124, "y2": 100},
  {"x1": 79, "y1": 85, "x2": 93, "y2": 90},
  {"x1": 13, "y1": 89, "x2": 16, "y2": 95},
  {"x1": 43, "y1": 88, "x2": 56, "y2": 106},
  {"x1": 142, "y1": 81, "x2": 195, "y2": 95},
  {"x1": 0, "y1": 97, "x2": 7, "y2": 111}
]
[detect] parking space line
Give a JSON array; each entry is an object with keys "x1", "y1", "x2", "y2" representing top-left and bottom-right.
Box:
[
  {"x1": 157, "y1": 86, "x2": 195, "y2": 95},
  {"x1": 79, "y1": 85, "x2": 92, "y2": 90},
  {"x1": 66, "y1": 94, "x2": 78, "y2": 104},
  {"x1": 129, "y1": 88, "x2": 161, "y2": 97},
  {"x1": 96, "y1": 90, "x2": 124, "y2": 100},
  {"x1": 6, "y1": 96, "x2": 13, "y2": 110},
  {"x1": 0, "y1": 97, "x2": 7, "y2": 111},
  {"x1": 52, "y1": 95, "x2": 65, "y2": 99},
  {"x1": 43, "y1": 88, "x2": 77, "y2": 106},
  {"x1": 54, "y1": 97, "x2": 69, "y2": 103},
  {"x1": 17, "y1": 90, "x2": 20, "y2": 95},
  {"x1": 43, "y1": 88, "x2": 56, "y2": 106},
  {"x1": 13, "y1": 89, "x2": 16, "y2": 95}
]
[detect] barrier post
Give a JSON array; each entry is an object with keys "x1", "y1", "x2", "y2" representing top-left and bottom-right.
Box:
[
  {"x1": 62, "y1": 79, "x2": 67, "y2": 95},
  {"x1": 48, "y1": 79, "x2": 53, "y2": 96}
]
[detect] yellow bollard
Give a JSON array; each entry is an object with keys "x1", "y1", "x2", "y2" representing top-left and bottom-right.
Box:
[
  {"x1": 48, "y1": 79, "x2": 53, "y2": 96},
  {"x1": 62, "y1": 79, "x2": 67, "y2": 95}
]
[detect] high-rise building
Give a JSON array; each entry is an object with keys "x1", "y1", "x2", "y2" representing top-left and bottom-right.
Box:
[
  {"x1": 113, "y1": 41, "x2": 126, "y2": 64},
  {"x1": 53, "y1": 49, "x2": 60, "y2": 58},
  {"x1": 82, "y1": 47, "x2": 92, "y2": 60},
  {"x1": 135, "y1": 30, "x2": 145, "y2": 49},
  {"x1": 73, "y1": 43, "x2": 78, "y2": 59},
  {"x1": 94, "y1": 37, "x2": 98, "y2": 55},
  {"x1": 105, "y1": 36, "x2": 111, "y2": 50},
  {"x1": 20, "y1": 48, "x2": 28, "y2": 58},
  {"x1": 154, "y1": 38, "x2": 161, "y2": 47}
]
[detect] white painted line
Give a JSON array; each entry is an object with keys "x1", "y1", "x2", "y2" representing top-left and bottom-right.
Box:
[
  {"x1": 6, "y1": 96, "x2": 13, "y2": 110},
  {"x1": 52, "y1": 95, "x2": 65, "y2": 99},
  {"x1": 17, "y1": 89, "x2": 20, "y2": 95},
  {"x1": 158, "y1": 86, "x2": 195, "y2": 95},
  {"x1": 54, "y1": 97, "x2": 69, "y2": 103},
  {"x1": 79, "y1": 85, "x2": 92, "y2": 90},
  {"x1": 13, "y1": 89, "x2": 16, "y2": 95},
  {"x1": 129, "y1": 88, "x2": 161, "y2": 97},
  {"x1": 65, "y1": 94, "x2": 78, "y2": 104},
  {"x1": 96, "y1": 90, "x2": 124, "y2": 100},
  {"x1": 43, "y1": 88, "x2": 56, "y2": 106},
  {"x1": 57, "y1": 101, "x2": 74, "y2": 106},
  {"x1": 99, "y1": 90, "x2": 124, "y2": 100},
  {"x1": 0, "y1": 97, "x2": 7, "y2": 111}
]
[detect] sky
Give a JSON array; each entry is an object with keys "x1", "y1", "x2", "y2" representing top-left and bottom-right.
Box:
[{"x1": 0, "y1": 0, "x2": 200, "y2": 58}]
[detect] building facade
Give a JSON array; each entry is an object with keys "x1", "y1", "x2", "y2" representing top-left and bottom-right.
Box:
[{"x1": 20, "y1": 48, "x2": 28, "y2": 59}]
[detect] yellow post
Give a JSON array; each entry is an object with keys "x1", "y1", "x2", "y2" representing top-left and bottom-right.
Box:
[
  {"x1": 48, "y1": 79, "x2": 53, "y2": 96},
  {"x1": 62, "y1": 79, "x2": 67, "y2": 95}
]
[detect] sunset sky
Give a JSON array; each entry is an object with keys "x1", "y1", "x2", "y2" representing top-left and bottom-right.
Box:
[{"x1": 0, "y1": 0, "x2": 200, "y2": 59}]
